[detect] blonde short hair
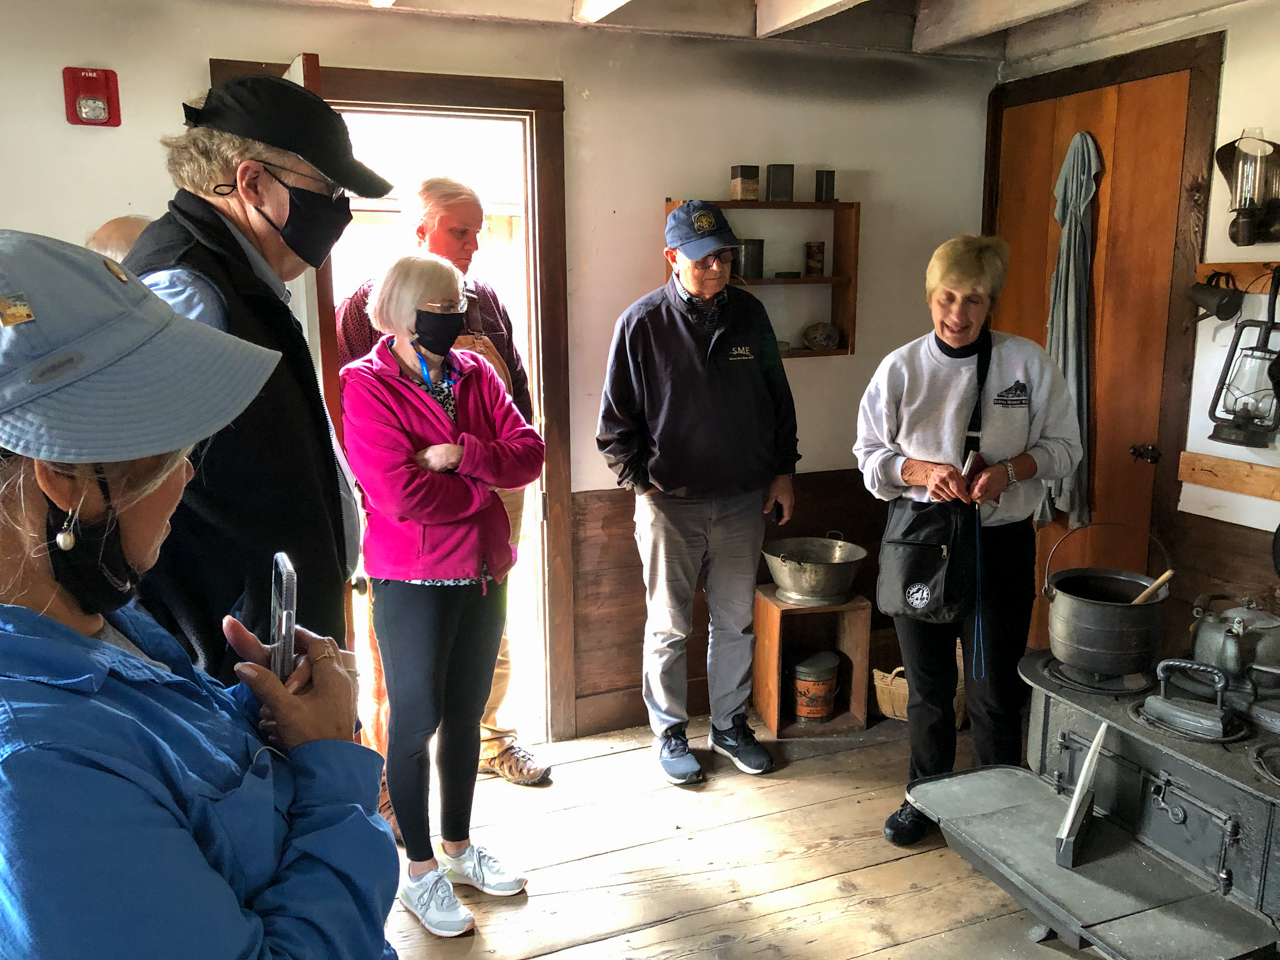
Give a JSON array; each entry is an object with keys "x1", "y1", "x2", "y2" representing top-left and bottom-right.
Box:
[
  {"x1": 161, "y1": 92, "x2": 298, "y2": 196},
  {"x1": 369, "y1": 253, "x2": 464, "y2": 337},
  {"x1": 925, "y1": 235, "x2": 1011, "y2": 303},
  {"x1": 410, "y1": 177, "x2": 482, "y2": 233}
]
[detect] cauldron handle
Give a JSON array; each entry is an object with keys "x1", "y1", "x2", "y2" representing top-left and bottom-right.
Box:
[
  {"x1": 1042, "y1": 523, "x2": 1172, "y2": 600},
  {"x1": 825, "y1": 530, "x2": 845, "y2": 542},
  {"x1": 778, "y1": 553, "x2": 801, "y2": 567}
]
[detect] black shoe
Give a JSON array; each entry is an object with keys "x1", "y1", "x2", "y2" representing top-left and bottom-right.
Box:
[
  {"x1": 883, "y1": 798, "x2": 932, "y2": 847},
  {"x1": 655, "y1": 726, "x2": 703, "y2": 785},
  {"x1": 709, "y1": 714, "x2": 774, "y2": 775}
]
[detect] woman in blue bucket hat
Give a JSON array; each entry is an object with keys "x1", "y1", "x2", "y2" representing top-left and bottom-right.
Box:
[{"x1": 0, "y1": 231, "x2": 398, "y2": 959}]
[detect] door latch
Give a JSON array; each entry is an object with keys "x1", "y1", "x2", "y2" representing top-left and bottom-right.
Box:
[{"x1": 1129, "y1": 444, "x2": 1162, "y2": 464}]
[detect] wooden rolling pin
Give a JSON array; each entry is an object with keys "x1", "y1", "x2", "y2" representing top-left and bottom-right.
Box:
[{"x1": 1132, "y1": 569, "x2": 1174, "y2": 605}]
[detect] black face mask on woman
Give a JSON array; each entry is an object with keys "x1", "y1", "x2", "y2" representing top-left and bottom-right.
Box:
[
  {"x1": 413, "y1": 309, "x2": 468, "y2": 357},
  {"x1": 45, "y1": 469, "x2": 139, "y2": 616},
  {"x1": 255, "y1": 168, "x2": 353, "y2": 269}
]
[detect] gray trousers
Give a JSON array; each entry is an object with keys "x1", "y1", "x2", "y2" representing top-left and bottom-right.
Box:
[{"x1": 634, "y1": 489, "x2": 767, "y2": 736}]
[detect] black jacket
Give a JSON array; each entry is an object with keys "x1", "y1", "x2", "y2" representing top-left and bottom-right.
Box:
[
  {"x1": 597, "y1": 277, "x2": 800, "y2": 498},
  {"x1": 125, "y1": 191, "x2": 347, "y2": 682}
]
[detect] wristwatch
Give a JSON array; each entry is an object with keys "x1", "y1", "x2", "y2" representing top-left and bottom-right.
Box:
[{"x1": 1001, "y1": 459, "x2": 1018, "y2": 487}]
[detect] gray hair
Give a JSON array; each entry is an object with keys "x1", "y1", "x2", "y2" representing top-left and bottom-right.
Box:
[
  {"x1": 370, "y1": 253, "x2": 464, "y2": 337},
  {"x1": 411, "y1": 177, "x2": 482, "y2": 233}
]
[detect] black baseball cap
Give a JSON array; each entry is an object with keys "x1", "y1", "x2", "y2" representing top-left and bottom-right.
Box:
[
  {"x1": 183, "y1": 76, "x2": 392, "y2": 199},
  {"x1": 665, "y1": 200, "x2": 740, "y2": 260}
]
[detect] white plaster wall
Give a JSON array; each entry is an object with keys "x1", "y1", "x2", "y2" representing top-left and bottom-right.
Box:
[
  {"x1": 0, "y1": 0, "x2": 995, "y2": 491},
  {"x1": 1004, "y1": 1, "x2": 1280, "y2": 530}
]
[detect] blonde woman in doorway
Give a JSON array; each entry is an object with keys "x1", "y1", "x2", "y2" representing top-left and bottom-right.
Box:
[
  {"x1": 337, "y1": 178, "x2": 547, "y2": 828},
  {"x1": 340, "y1": 252, "x2": 545, "y2": 937}
]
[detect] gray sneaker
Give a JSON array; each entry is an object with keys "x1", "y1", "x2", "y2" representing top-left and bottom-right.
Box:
[
  {"x1": 655, "y1": 726, "x2": 703, "y2": 785},
  {"x1": 398, "y1": 869, "x2": 474, "y2": 938}
]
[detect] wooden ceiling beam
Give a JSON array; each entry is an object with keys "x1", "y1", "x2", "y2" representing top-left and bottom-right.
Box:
[
  {"x1": 913, "y1": 0, "x2": 1087, "y2": 53},
  {"x1": 755, "y1": 0, "x2": 876, "y2": 39},
  {"x1": 1006, "y1": 0, "x2": 1253, "y2": 63},
  {"x1": 572, "y1": 0, "x2": 635, "y2": 23}
]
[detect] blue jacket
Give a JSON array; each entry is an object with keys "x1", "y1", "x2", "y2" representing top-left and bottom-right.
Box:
[{"x1": 0, "y1": 603, "x2": 399, "y2": 960}]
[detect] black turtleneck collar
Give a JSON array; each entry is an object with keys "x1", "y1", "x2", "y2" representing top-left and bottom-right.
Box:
[{"x1": 934, "y1": 326, "x2": 991, "y2": 359}]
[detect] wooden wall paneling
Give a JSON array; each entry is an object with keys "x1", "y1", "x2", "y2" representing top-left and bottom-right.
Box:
[
  {"x1": 1088, "y1": 70, "x2": 1190, "y2": 576},
  {"x1": 1179, "y1": 451, "x2": 1280, "y2": 501},
  {"x1": 991, "y1": 99, "x2": 1057, "y2": 344}
]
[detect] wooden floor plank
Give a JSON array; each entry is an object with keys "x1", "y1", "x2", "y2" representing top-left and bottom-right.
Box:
[{"x1": 853, "y1": 910, "x2": 1080, "y2": 959}]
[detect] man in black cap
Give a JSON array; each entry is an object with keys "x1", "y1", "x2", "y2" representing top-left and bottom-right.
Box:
[
  {"x1": 597, "y1": 200, "x2": 800, "y2": 785},
  {"x1": 125, "y1": 76, "x2": 391, "y2": 682}
]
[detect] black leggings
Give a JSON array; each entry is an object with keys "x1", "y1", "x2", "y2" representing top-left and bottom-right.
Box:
[
  {"x1": 372, "y1": 577, "x2": 507, "y2": 862},
  {"x1": 893, "y1": 518, "x2": 1036, "y2": 782}
]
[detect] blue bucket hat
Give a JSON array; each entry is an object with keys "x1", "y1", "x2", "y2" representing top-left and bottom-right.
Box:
[
  {"x1": 665, "y1": 200, "x2": 740, "y2": 261},
  {"x1": 0, "y1": 230, "x2": 280, "y2": 463}
]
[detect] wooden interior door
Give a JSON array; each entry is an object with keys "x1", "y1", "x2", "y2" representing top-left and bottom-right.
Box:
[{"x1": 990, "y1": 72, "x2": 1190, "y2": 648}]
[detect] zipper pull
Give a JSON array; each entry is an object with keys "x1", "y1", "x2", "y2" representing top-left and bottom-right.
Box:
[{"x1": 941, "y1": 544, "x2": 949, "y2": 558}]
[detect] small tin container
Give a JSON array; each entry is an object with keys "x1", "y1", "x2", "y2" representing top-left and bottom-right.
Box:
[
  {"x1": 736, "y1": 239, "x2": 765, "y2": 280},
  {"x1": 793, "y1": 650, "x2": 840, "y2": 723},
  {"x1": 730, "y1": 165, "x2": 760, "y2": 201},
  {"x1": 815, "y1": 170, "x2": 836, "y2": 203},
  {"x1": 765, "y1": 164, "x2": 794, "y2": 202},
  {"x1": 805, "y1": 241, "x2": 825, "y2": 277}
]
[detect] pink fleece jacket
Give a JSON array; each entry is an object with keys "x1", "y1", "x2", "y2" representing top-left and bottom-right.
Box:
[{"x1": 339, "y1": 337, "x2": 545, "y2": 583}]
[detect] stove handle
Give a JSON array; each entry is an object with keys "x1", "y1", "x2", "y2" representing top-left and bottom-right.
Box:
[{"x1": 1156, "y1": 658, "x2": 1229, "y2": 707}]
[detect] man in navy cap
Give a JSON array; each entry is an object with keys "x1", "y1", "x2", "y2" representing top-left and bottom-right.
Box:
[
  {"x1": 124, "y1": 76, "x2": 391, "y2": 682},
  {"x1": 597, "y1": 200, "x2": 799, "y2": 784}
]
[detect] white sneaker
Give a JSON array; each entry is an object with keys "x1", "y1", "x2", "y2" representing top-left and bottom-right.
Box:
[
  {"x1": 398, "y1": 869, "x2": 474, "y2": 937},
  {"x1": 438, "y1": 844, "x2": 527, "y2": 896}
]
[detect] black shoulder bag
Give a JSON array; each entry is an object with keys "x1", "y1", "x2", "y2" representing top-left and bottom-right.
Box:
[{"x1": 875, "y1": 333, "x2": 990, "y2": 623}]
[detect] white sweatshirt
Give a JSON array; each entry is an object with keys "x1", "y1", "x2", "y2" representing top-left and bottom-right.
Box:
[{"x1": 855, "y1": 331, "x2": 1083, "y2": 526}]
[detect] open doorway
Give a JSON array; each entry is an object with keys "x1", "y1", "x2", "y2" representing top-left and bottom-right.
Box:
[{"x1": 331, "y1": 108, "x2": 549, "y2": 744}]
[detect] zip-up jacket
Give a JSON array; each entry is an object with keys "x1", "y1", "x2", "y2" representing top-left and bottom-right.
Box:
[
  {"x1": 597, "y1": 277, "x2": 800, "y2": 498},
  {"x1": 340, "y1": 338, "x2": 545, "y2": 582},
  {"x1": 124, "y1": 191, "x2": 348, "y2": 682}
]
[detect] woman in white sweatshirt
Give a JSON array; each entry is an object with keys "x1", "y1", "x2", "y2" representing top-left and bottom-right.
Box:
[{"x1": 855, "y1": 235, "x2": 1082, "y2": 847}]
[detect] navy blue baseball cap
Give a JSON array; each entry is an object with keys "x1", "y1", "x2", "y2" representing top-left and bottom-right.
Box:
[{"x1": 665, "y1": 201, "x2": 740, "y2": 260}]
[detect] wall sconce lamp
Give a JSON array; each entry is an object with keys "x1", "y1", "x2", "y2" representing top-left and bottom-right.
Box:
[
  {"x1": 1216, "y1": 128, "x2": 1280, "y2": 246},
  {"x1": 1194, "y1": 265, "x2": 1280, "y2": 447}
]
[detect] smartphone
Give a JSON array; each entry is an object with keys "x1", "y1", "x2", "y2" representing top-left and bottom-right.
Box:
[{"x1": 269, "y1": 552, "x2": 297, "y2": 684}]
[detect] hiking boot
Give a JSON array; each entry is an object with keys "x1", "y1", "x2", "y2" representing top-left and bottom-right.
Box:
[
  {"x1": 438, "y1": 843, "x2": 527, "y2": 897},
  {"x1": 709, "y1": 714, "x2": 774, "y2": 775},
  {"x1": 655, "y1": 726, "x2": 703, "y2": 785},
  {"x1": 883, "y1": 798, "x2": 933, "y2": 847},
  {"x1": 478, "y1": 743, "x2": 550, "y2": 786},
  {"x1": 378, "y1": 775, "x2": 403, "y2": 846}
]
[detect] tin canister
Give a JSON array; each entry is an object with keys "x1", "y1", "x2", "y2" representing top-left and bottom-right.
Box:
[
  {"x1": 805, "y1": 241, "x2": 825, "y2": 277},
  {"x1": 793, "y1": 650, "x2": 840, "y2": 723}
]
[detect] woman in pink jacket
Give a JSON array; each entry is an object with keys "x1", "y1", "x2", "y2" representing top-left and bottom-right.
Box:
[{"x1": 340, "y1": 253, "x2": 545, "y2": 939}]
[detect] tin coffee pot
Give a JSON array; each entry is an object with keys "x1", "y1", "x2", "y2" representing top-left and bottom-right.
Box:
[{"x1": 1190, "y1": 594, "x2": 1280, "y2": 681}]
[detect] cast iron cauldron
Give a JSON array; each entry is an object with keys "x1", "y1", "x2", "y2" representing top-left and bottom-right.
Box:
[
  {"x1": 763, "y1": 531, "x2": 867, "y2": 606},
  {"x1": 1043, "y1": 526, "x2": 1170, "y2": 677}
]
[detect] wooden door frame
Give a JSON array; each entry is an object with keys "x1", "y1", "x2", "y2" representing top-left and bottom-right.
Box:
[
  {"x1": 981, "y1": 33, "x2": 1225, "y2": 573},
  {"x1": 210, "y1": 59, "x2": 575, "y2": 741}
]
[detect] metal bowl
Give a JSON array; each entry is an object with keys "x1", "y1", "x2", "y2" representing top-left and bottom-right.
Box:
[{"x1": 763, "y1": 533, "x2": 867, "y2": 606}]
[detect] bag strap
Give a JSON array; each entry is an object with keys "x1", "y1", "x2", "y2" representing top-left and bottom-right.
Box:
[{"x1": 963, "y1": 329, "x2": 993, "y2": 458}]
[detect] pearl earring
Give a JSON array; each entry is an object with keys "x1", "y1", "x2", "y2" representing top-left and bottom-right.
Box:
[{"x1": 55, "y1": 516, "x2": 75, "y2": 552}]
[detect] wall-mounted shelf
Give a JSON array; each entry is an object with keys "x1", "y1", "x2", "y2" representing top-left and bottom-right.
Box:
[
  {"x1": 1179, "y1": 451, "x2": 1280, "y2": 502},
  {"x1": 665, "y1": 198, "x2": 860, "y2": 357},
  {"x1": 1197, "y1": 262, "x2": 1277, "y2": 295}
]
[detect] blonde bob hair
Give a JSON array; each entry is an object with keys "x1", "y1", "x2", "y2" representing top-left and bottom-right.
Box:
[
  {"x1": 925, "y1": 235, "x2": 1011, "y2": 303},
  {"x1": 161, "y1": 93, "x2": 299, "y2": 196},
  {"x1": 369, "y1": 253, "x2": 464, "y2": 338}
]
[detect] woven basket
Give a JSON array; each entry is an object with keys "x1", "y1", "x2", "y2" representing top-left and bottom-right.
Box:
[{"x1": 872, "y1": 641, "x2": 968, "y2": 729}]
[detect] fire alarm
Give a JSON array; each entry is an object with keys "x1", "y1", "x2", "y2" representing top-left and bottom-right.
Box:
[{"x1": 63, "y1": 67, "x2": 120, "y2": 127}]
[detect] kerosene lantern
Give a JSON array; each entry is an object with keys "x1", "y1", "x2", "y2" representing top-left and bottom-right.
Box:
[
  {"x1": 1216, "y1": 128, "x2": 1280, "y2": 246},
  {"x1": 1206, "y1": 265, "x2": 1280, "y2": 447}
]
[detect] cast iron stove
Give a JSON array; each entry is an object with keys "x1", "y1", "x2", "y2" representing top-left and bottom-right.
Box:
[{"x1": 907, "y1": 650, "x2": 1280, "y2": 960}]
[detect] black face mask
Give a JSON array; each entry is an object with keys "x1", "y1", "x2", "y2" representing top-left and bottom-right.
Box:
[
  {"x1": 45, "y1": 471, "x2": 139, "y2": 617},
  {"x1": 413, "y1": 309, "x2": 468, "y2": 357},
  {"x1": 257, "y1": 169, "x2": 352, "y2": 269}
]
